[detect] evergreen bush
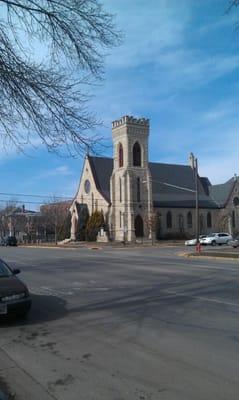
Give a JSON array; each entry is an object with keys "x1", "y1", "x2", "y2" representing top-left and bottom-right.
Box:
[{"x1": 86, "y1": 210, "x2": 104, "y2": 241}]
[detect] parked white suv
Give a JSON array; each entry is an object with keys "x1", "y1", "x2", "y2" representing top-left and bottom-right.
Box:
[{"x1": 200, "y1": 233, "x2": 232, "y2": 246}]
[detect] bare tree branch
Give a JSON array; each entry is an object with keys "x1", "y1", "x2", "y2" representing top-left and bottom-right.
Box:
[{"x1": 0, "y1": 0, "x2": 121, "y2": 155}]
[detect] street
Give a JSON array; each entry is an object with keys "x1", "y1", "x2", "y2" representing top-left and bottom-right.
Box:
[{"x1": 0, "y1": 246, "x2": 239, "y2": 400}]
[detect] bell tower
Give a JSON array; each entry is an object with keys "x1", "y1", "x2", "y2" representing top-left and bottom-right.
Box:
[{"x1": 109, "y1": 116, "x2": 153, "y2": 242}]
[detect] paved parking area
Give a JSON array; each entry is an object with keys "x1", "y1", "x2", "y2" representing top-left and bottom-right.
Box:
[{"x1": 0, "y1": 246, "x2": 239, "y2": 400}]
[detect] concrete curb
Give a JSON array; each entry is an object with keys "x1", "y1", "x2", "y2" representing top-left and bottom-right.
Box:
[
  {"x1": 19, "y1": 245, "x2": 103, "y2": 251},
  {"x1": 19, "y1": 243, "x2": 184, "y2": 251},
  {"x1": 182, "y1": 252, "x2": 239, "y2": 261}
]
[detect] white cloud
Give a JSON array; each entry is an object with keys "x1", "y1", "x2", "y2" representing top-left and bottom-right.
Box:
[
  {"x1": 201, "y1": 98, "x2": 239, "y2": 123},
  {"x1": 38, "y1": 165, "x2": 72, "y2": 179},
  {"x1": 23, "y1": 165, "x2": 73, "y2": 190},
  {"x1": 105, "y1": 0, "x2": 190, "y2": 70}
]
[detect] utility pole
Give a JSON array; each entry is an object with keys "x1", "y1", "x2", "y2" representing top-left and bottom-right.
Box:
[{"x1": 194, "y1": 157, "x2": 200, "y2": 249}]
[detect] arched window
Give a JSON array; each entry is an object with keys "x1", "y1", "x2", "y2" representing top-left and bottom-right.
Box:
[
  {"x1": 232, "y1": 210, "x2": 236, "y2": 228},
  {"x1": 156, "y1": 212, "x2": 161, "y2": 240},
  {"x1": 119, "y1": 178, "x2": 122, "y2": 202},
  {"x1": 187, "y1": 212, "x2": 192, "y2": 228},
  {"x1": 137, "y1": 177, "x2": 140, "y2": 202},
  {"x1": 166, "y1": 211, "x2": 172, "y2": 229},
  {"x1": 133, "y1": 142, "x2": 141, "y2": 166},
  {"x1": 200, "y1": 214, "x2": 204, "y2": 234},
  {"x1": 207, "y1": 212, "x2": 212, "y2": 228},
  {"x1": 178, "y1": 214, "x2": 184, "y2": 233},
  {"x1": 119, "y1": 143, "x2": 123, "y2": 167},
  {"x1": 233, "y1": 197, "x2": 239, "y2": 206},
  {"x1": 91, "y1": 193, "x2": 94, "y2": 213}
]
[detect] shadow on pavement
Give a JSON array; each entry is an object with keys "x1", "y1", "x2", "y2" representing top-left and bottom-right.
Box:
[{"x1": 0, "y1": 293, "x2": 68, "y2": 327}]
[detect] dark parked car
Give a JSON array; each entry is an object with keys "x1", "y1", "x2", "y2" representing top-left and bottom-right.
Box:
[
  {"x1": 0, "y1": 259, "x2": 31, "y2": 317},
  {"x1": 228, "y1": 235, "x2": 239, "y2": 248},
  {"x1": 1, "y1": 236, "x2": 17, "y2": 246}
]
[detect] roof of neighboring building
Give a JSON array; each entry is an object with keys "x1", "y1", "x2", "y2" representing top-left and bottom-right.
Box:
[
  {"x1": 40, "y1": 200, "x2": 72, "y2": 210},
  {"x1": 209, "y1": 177, "x2": 238, "y2": 207},
  {"x1": 88, "y1": 156, "x2": 219, "y2": 209},
  {"x1": 5, "y1": 207, "x2": 38, "y2": 217}
]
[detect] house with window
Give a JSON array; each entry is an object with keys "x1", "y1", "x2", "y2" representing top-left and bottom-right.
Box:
[{"x1": 70, "y1": 115, "x2": 239, "y2": 242}]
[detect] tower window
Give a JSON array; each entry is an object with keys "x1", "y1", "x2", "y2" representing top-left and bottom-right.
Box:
[
  {"x1": 133, "y1": 142, "x2": 141, "y2": 166},
  {"x1": 137, "y1": 177, "x2": 140, "y2": 202},
  {"x1": 119, "y1": 143, "x2": 123, "y2": 167}
]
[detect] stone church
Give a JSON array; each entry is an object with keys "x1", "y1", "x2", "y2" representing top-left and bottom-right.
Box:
[{"x1": 70, "y1": 115, "x2": 239, "y2": 242}]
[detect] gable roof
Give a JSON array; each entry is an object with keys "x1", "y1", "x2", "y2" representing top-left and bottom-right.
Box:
[
  {"x1": 209, "y1": 177, "x2": 238, "y2": 207},
  {"x1": 150, "y1": 162, "x2": 217, "y2": 209},
  {"x1": 88, "y1": 156, "x2": 113, "y2": 202},
  {"x1": 88, "y1": 156, "x2": 219, "y2": 209}
]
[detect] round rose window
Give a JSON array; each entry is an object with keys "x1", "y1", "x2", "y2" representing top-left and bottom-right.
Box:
[
  {"x1": 233, "y1": 197, "x2": 239, "y2": 206},
  {"x1": 84, "y1": 179, "x2": 91, "y2": 194}
]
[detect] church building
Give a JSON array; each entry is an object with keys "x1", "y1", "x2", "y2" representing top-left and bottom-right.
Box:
[{"x1": 70, "y1": 116, "x2": 239, "y2": 242}]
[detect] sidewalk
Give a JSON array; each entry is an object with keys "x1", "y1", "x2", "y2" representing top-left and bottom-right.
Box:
[
  {"x1": 19, "y1": 240, "x2": 185, "y2": 250},
  {"x1": 0, "y1": 348, "x2": 54, "y2": 400}
]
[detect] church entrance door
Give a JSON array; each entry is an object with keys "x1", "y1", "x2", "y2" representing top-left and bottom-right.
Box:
[{"x1": 135, "y1": 215, "x2": 144, "y2": 238}]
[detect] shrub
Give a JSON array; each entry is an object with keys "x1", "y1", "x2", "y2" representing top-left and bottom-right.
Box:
[
  {"x1": 76, "y1": 205, "x2": 89, "y2": 241},
  {"x1": 86, "y1": 210, "x2": 105, "y2": 241}
]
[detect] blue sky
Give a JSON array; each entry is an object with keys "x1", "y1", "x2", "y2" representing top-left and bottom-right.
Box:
[{"x1": 0, "y1": 0, "x2": 239, "y2": 209}]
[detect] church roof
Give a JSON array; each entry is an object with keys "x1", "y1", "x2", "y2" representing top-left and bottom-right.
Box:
[
  {"x1": 88, "y1": 156, "x2": 219, "y2": 209},
  {"x1": 209, "y1": 177, "x2": 238, "y2": 207},
  {"x1": 88, "y1": 156, "x2": 113, "y2": 202},
  {"x1": 150, "y1": 162, "x2": 217, "y2": 209}
]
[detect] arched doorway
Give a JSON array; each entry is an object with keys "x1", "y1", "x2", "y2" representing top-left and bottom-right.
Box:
[{"x1": 135, "y1": 215, "x2": 144, "y2": 237}]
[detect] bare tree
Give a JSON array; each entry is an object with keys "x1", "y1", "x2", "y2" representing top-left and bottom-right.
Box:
[
  {"x1": 0, "y1": 200, "x2": 21, "y2": 237},
  {"x1": 145, "y1": 212, "x2": 161, "y2": 244},
  {"x1": 41, "y1": 200, "x2": 71, "y2": 243},
  {"x1": 0, "y1": 0, "x2": 120, "y2": 155}
]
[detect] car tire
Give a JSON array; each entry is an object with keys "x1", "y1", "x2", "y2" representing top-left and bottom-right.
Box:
[{"x1": 211, "y1": 241, "x2": 216, "y2": 246}]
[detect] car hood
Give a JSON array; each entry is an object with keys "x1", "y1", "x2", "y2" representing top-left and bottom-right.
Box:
[{"x1": 0, "y1": 276, "x2": 27, "y2": 297}]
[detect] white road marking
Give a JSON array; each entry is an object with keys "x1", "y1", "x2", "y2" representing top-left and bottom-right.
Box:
[
  {"x1": 29, "y1": 285, "x2": 111, "y2": 297},
  {"x1": 165, "y1": 290, "x2": 239, "y2": 308}
]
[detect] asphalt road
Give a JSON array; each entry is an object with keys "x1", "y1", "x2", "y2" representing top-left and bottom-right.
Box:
[{"x1": 0, "y1": 245, "x2": 239, "y2": 400}]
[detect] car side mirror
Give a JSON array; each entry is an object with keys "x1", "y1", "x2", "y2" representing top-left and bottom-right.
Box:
[{"x1": 12, "y1": 268, "x2": 21, "y2": 275}]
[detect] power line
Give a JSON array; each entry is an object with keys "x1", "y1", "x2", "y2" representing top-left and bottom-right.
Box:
[
  {"x1": 0, "y1": 192, "x2": 73, "y2": 200},
  {"x1": 0, "y1": 199, "x2": 45, "y2": 205}
]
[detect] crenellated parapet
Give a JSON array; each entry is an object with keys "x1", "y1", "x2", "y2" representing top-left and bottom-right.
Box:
[{"x1": 112, "y1": 115, "x2": 149, "y2": 129}]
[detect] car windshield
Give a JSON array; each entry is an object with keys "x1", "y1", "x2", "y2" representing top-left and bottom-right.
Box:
[
  {"x1": 0, "y1": 260, "x2": 12, "y2": 277},
  {"x1": 208, "y1": 234, "x2": 216, "y2": 238}
]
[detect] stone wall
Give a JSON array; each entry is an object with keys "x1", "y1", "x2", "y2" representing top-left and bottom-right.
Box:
[{"x1": 155, "y1": 207, "x2": 219, "y2": 239}]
